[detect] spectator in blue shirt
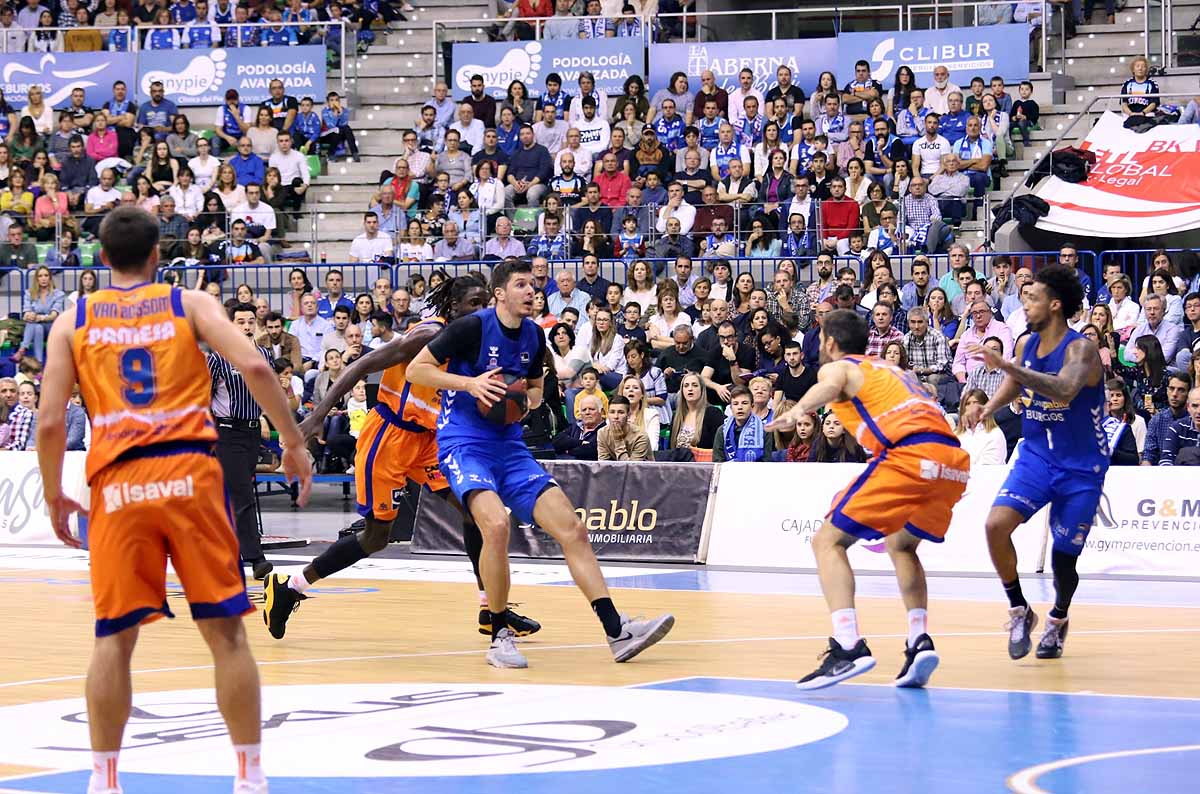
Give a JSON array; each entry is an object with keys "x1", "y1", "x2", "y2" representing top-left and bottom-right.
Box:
[
  {"x1": 260, "y1": 8, "x2": 299, "y2": 46},
  {"x1": 292, "y1": 96, "x2": 322, "y2": 155},
  {"x1": 527, "y1": 213, "x2": 571, "y2": 260},
  {"x1": 229, "y1": 137, "x2": 266, "y2": 185},
  {"x1": 495, "y1": 106, "x2": 521, "y2": 156},
  {"x1": 654, "y1": 99, "x2": 686, "y2": 152},
  {"x1": 317, "y1": 270, "x2": 356, "y2": 318},
  {"x1": 107, "y1": 9, "x2": 133, "y2": 50},
  {"x1": 1143, "y1": 373, "x2": 1192, "y2": 464},
  {"x1": 147, "y1": 8, "x2": 181, "y2": 49},
  {"x1": 136, "y1": 81, "x2": 178, "y2": 140},
  {"x1": 1159, "y1": 388, "x2": 1200, "y2": 465},
  {"x1": 1121, "y1": 56, "x2": 1160, "y2": 118},
  {"x1": 230, "y1": 4, "x2": 259, "y2": 47},
  {"x1": 183, "y1": 0, "x2": 220, "y2": 47},
  {"x1": 282, "y1": 0, "x2": 320, "y2": 44},
  {"x1": 938, "y1": 92, "x2": 971, "y2": 145},
  {"x1": 319, "y1": 91, "x2": 360, "y2": 162},
  {"x1": 170, "y1": 0, "x2": 197, "y2": 24}
]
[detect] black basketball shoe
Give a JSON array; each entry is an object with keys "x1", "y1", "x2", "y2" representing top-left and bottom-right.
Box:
[
  {"x1": 796, "y1": 638, "x2": 876, "y2": 690},
  {"x1": 477, "y1": 607, "x2": 542, "y2": 638},
  {"x1": 894, "y1": 634, "x2": 940, "y2": 688}
]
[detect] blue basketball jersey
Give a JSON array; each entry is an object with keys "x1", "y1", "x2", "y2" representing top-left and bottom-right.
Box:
[
  {"x1": 1019, "y1": 329, "x2": 1109, "y2": 474},
  {"x1": 437, "y1": 309, "x2": 543, "y2": 445}
]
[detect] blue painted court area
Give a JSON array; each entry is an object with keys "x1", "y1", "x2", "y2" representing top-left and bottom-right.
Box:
[
  {"x1": 575, "y1": 569, "x2": 1200, "y2": 608},
  {"x1": 5, "y1": 677, "x2": 1198, "y2": 794}
]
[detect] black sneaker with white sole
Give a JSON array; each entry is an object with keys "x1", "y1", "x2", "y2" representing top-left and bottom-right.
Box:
[
  {"x1": 796, "y1": 638, "x2": 876, "y2": 690},
  {"x1": 894, "y1": 634, "x2": 940, "y2": 688},
  {"x1": 1035, "y1": 617, "x2": 1069, "y2": 659},
  {"x1": 1006, "y1": 606, "x2": 1039, "y2": 660}
]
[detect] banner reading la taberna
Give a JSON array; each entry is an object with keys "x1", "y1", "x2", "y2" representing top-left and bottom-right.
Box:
[
  {"x1": 412, "y1": 459, "x2": 713, "y2": 563},
  {"x1": 705, "y1": 463, "x2": 1049, "y2": 574},
  {"x1": 136, "y1": 46, "x2": 326, "y2": 107},
  {"x1": 1033, "y1": 112, "x2": 1200, "y2": 237},
  {"x1": 1, "y1": 52, "x2": 136, "y2": 109},
  {"x1": 450, "y1": 38, "x2": 643, "y2": 100},
  {"x1": 648, "y1": 38, "x2": 836, "y2": 100},
  {"x1": 838, "y1": 23, "x2": 1031, "y2": 89}
]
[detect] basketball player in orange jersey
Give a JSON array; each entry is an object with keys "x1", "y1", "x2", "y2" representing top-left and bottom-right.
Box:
[
  {"x1": 36, "y1": 206, "x2": 313, "y2": 794},
  {"x1": 262, "y1": 273, "x2": 541, "y2": 641},
  {"x1": 767, "y1": 309, "x2": 971, "y2": 690}
]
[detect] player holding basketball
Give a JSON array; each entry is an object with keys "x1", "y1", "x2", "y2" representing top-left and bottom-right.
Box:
[
  {"x1": 405, "y1": 259, "x2": 675, "y2": 669},
  {"x1": 767, "y1": 310, "x2": 970, "y2": 690},
  {"x1": 965, "y1": 265, "x2": 1106, "y2": 660},
  {"x1": 263, "y1": 274, "x2": 542, "y2": 640},
  {"x1": 36, "y1": 206, "x2": 313, "y2": 794}
]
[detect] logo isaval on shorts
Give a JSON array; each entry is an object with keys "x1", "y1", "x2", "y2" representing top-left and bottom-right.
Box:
[{"x1": 102, "y1": 475, "x2": 195, "y2": 513}]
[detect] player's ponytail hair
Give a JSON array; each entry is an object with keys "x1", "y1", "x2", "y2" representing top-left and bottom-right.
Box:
[{"x1": 425, "y1": 271, "x2": 488, "y2": 320}]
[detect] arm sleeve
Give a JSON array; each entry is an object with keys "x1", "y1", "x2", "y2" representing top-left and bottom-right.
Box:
[{"x1": 426, "y1": 314, "x2": 483, "y2": 364}]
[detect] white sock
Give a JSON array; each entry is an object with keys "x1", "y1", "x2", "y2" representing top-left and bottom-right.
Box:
[
  {"x1": 234, "y1": 744, "x2": 265, "y2": 785},
  {"x1": 89, "y1": 750, "x2": 120, "y2": 793},
  {"x1": 907, "y1": 608, "x2": 928, "y2": 646},
  {"x1": 478, "y1": 590, "x2": 488, "y2": 607},
  {"x1": 831, "y1": 608, "x2": 860, "y2": 651},
  {"x1": 289, "y1": 574, "x2": 312, "y2": 594}
]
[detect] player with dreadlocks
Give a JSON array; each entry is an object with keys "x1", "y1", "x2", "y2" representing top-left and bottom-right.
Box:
[{"x1": 262, "y1": 272, "x2": 543, "y2": 640}]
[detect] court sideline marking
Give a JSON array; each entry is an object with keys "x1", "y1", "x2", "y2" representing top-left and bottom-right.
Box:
[
  {"x1": 2, "y1": 626, "x2": 1199, "y2": 691},
  {"x1": 1007, "y1": 743, "x2": 1200, "y2": 793}
]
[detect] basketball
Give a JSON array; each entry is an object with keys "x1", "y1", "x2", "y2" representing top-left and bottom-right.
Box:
[{"x1": 477, "y1": 372, "x2": 528, "y2": 425}]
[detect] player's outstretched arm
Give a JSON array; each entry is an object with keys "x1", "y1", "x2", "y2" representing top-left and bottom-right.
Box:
[
  {"x1": 973, "y1": 336, "x2": 1029, "y2": 425},
  {"x1": 298, "y1": 323, "x2": 440, "y2": 441},
  {"x1": 185, "y1": 290, "x2": 313, "y2": 507},
  {"x1": 35, "y1": 309, "x2": 84, "y2": 548},
  {"x1": 969, "y1": 336, "x2": 1101, "y2": 407},
  {"x1": 765, "y1": 361, "x2": 849, "y2": 432},
  {"x1": 406, "y1": 346, "x2": 507, "y2": 408}
]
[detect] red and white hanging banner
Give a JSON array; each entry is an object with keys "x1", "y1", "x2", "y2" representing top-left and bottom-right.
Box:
[{"x1": 1033, "y1": 111, "x2": 1200, "y2": 237}]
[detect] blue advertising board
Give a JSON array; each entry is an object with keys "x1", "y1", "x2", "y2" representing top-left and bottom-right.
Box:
[
  {"x1": 450, "y1": 38, "x2": 643, "y2": 99},
  {"x1": 837, "y1": 24, "x2": 1031, "y2": 89},
  {"x1": 136, "y1": 46, "x2": 327, "y2": 106},
  {"x1": 648, "y1": 38, "x2": 838, "y2": 99},
  {"x1": 0, "y1": 52, "x2": 136, "y2": 108}
]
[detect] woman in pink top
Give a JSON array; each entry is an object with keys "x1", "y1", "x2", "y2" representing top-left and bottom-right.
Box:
[
  {"x1": 33, "y1": 172, "x2": 78, "y2": 242},
  {"x1": 86, "y1": 114, "x2": 119, "y2": 162}
]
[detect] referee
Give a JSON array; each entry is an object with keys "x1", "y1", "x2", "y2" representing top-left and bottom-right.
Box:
[{"x1": 210, "y1": 301, "x2": 276, "y2": 580}]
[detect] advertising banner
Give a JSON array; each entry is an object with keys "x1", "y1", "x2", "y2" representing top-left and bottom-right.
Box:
[
  {"x1": 412, "y1": 460, "x2": 713, "y2": 563},
  {"x1": 648, "y1": 38, "x2": 837, "y2": 100},
  {"x1": 136, "y1": 46, "x2": 327, "y2": 106},
  {"x1": 450, "y1": 39, "x2": 643, "y2": 100},
  {"x1": 837, "y1": 24, "x2": 1031, "y2": 88},
  {"x1": 1075, "y1": 467, "x2": 1200, "y2": 577},
  {"x1": 0, "y1": 452, "x2": 88, "y2": 545},
  {"x1": 0, "y1": 52, "x2": 136, "y2": 108},
  {"x1": 705, "y1": 463, "x2": 1048, "y2": 574},
  {"x1": 1034, "y1": 112, "x2": 1200, "y2": 238}
]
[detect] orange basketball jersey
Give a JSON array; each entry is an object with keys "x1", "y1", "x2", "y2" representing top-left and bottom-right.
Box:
[
  {"x1": 73, "y1": 283, "x2": 216, "y2": 483},
  {"x1": 829, "y1": 356, "x2": 954, "y2": 458},
  {"x1": 375, "y1": 317, "x2": 446, "y2": 430}
]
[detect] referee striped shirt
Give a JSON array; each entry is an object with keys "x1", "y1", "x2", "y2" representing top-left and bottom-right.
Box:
[{"x1": 208, "y1": 347, "x2": 274, "y2": 421}]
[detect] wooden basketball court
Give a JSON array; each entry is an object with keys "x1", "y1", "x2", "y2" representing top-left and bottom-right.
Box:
[{"x1": 0, "y1": 549, "x2": 1197, "y2": 793}]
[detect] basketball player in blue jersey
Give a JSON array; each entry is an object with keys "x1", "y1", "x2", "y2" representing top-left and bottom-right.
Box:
[
  {"x1": 406, "y1": 259, "x2": 675, "y2": 669},
  {"x1": 965, "y1": 265, "x2": 1108, "y2": 661}
]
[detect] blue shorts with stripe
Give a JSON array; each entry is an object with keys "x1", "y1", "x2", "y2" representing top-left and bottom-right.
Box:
[
  {"x1": 994, "y1": 450, "x2": 1106, "y2": 557},
  {"x1": 438, "y1": 438, "x2": 557, "y2": 525}
]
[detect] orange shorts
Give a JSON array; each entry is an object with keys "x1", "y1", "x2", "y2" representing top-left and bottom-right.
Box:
[
  {"x1": 89, "y1": 446, "x2": 251, "y2": 637},
  {"x1": 827, "y1": 437, "x2": 971, "y2": 543},
  {"x1": 354, "y1": 412, "x2": 446, "y2": 521}
]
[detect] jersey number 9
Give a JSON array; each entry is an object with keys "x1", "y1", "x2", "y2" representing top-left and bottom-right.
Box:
[{"x1": 120, "y1": 348, "x2": 157, "y2": 406}]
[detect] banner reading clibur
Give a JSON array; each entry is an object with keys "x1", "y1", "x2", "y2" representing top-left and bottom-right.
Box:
[
  {"x1": 0, "y1": 52, "x2": 136, "y2": 108},
  {"x1": 136, "y1": 46, "x2": 327, "y2": 107},
  {"x1": 648, "y1": 39, "x2": 836, "y2": 101},
  {"x1": 837, "y1": 24, "x2": 1031, "y2": 89},
  {"x1": 450, "y1": 39, "x2": 643, "y2": 100},
  {"x1": 412, "y1": 460, "x2": 713, "y2": 563}
]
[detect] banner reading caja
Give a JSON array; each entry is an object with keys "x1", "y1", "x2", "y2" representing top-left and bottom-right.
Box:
[
  {"x1": 450, "y1": 39, "x2": 643, "y2": 100},
  {"x1": 136, "y1": 46, "x2": 327, "y2": 107}
]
